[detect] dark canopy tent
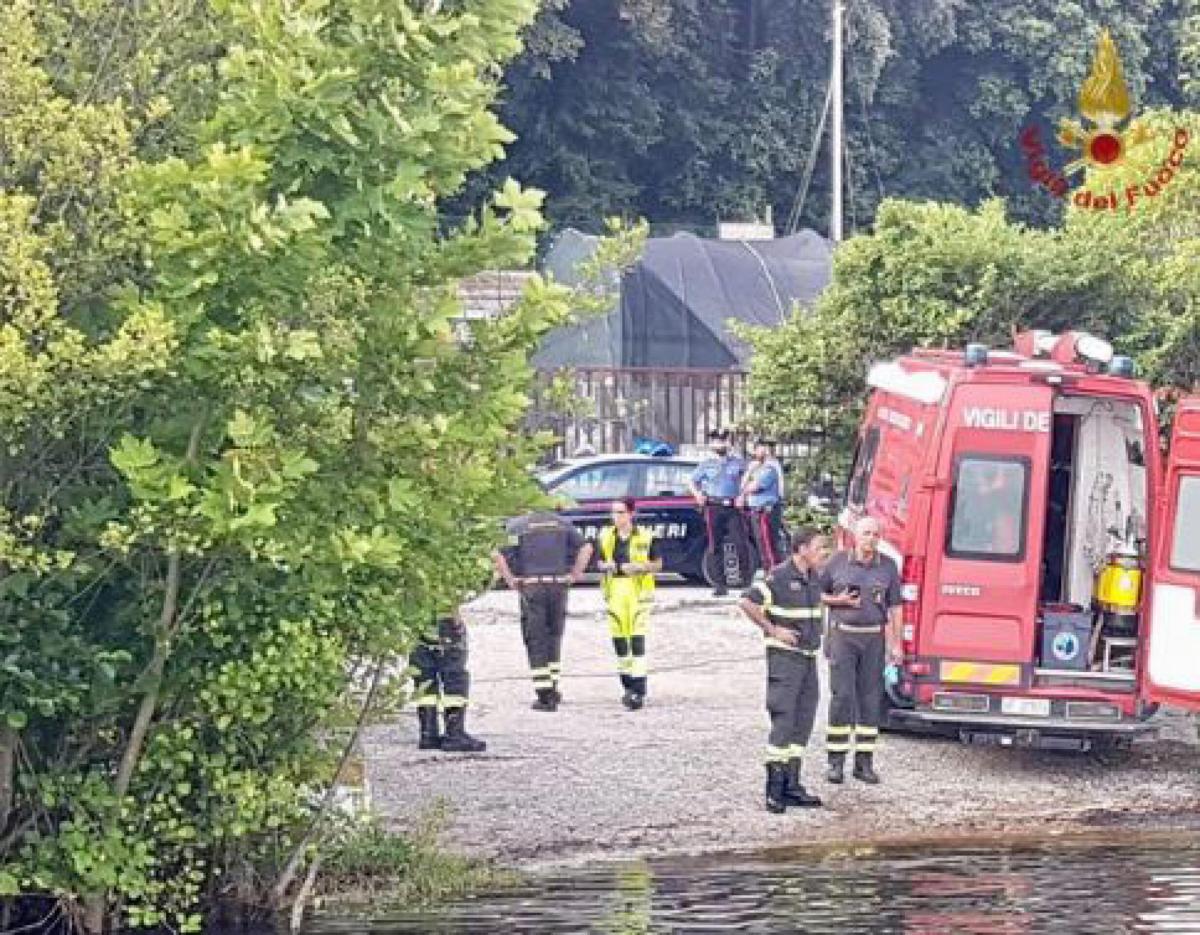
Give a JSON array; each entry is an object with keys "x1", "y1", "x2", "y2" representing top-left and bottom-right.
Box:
[
  {"x1": 532, "y1": 229, "x2": 620, "y2": 368},
  {"x1": 532, "y1": 228, "x2": 832, "y2": 369},
  {"x1": 621, "y1": 230, "x2": 832, "y2": 368}
]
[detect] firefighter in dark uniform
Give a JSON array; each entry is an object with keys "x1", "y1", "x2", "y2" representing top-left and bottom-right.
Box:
[
  {"x1": 821, "y1": 515, "x2": 903, "y2": 785},
  {"x1": 412, "y1": 609, "x2": 486, "y2": 752},
  {"x1": 688, "y1": 429, "x2": 750, "y2": 597},
  {"x1": 492, "y1": 511, "x2": 592, "y2": 712},
  {"x1": 740, "y1": 527, "x2": 831, "y2": 812}
]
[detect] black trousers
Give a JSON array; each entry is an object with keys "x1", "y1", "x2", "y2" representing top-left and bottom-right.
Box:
[
  {"x1": 826, "y1": 627, "x2": 885, "y2": 756},
  {"x1": 413, "y1": 619, "x2": 470, "y2": 710},
  {"x1": 704, "y1": 503, "x2": 751, "y2": 584},
  {"x1": 765, "y1": 648, "x2": 820, "y2": 763},
  {"x1": 750, "y1": 504, "x2": 785, "y2": 570},
  {"x1": 519, "y1": 584, "x2": 568, "y2": 692}
]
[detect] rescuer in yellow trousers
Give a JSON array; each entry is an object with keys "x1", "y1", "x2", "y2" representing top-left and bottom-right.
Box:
[{"x1": 598, "y1": 497, "x2": 664, "y2": 710}]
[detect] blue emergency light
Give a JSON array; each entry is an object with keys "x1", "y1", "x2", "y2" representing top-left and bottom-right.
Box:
[
  {"x1": 1108, "y1": 355, "x2": 1135, "y2": 378},
  {"x1": 964, "y1": 344, "x2": 989, "y2": 367},
  {"x1": 633, "y1": 436, "x2": 675, "y2": 457}
]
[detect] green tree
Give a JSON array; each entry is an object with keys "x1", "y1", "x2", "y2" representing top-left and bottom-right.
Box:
[
  {"x1": 471, "y1": 0, "x2": 1190, "y2": 233},
  {"x1": 739, "y1": 107, "x2": 1200, "y2": 472},
  {"x1": 0, "y1": 0, "x2": 598, "y2": 931},
  {"x1": 1067, "y1": 108, "x2": 1200, "y2": 387}
]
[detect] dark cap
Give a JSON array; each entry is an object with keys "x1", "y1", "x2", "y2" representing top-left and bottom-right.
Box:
[
  {"x1": 753, "y1": 437, "x2": 777, "y2": 448},
  {"x1": 708, "y1": 429, "x2": 730, "y2": 443},
  {"x1": 790, "y1": 526, "x2": 821, "y2": 551}
]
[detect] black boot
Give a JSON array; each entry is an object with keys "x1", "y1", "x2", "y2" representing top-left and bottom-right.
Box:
[
  {"x1": 531, "y1": 688, "x2": 558, "y2": 712},
  {"x1": 440, "y1": 708, "x2": 487, "y2": 753},
  {"x1": 826, "y1": 752, "x2": 845, "y2": 785},
  {"x1": 417, "y1": 707, "x2": 441, "y2": 750},
  {"x1": 765, "y1": 762, "x2": 788, "y2": 814},
  {"x1": 853, "y1": 751, "x2": 880, "y2": 785},
  {"x1": 783, "y1": 759, "x2": 823, "y2": 807}
]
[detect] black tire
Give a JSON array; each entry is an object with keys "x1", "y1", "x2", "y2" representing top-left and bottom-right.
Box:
[
  {"x1": 1091, "y1": 735, "x2": 1134, "y2": 756},
  {"x1": 702, "y1": 543, "x2": 753, "y2": 590}
]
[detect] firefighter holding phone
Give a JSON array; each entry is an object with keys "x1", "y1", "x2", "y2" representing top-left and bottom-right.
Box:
[{"x1": 821, "y1": 516, "x2": 903, "y2": 785}]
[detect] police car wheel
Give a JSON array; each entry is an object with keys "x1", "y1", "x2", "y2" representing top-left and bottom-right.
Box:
[{"x1": 701, "y1": 550, "x2": 751, "y2": 590}]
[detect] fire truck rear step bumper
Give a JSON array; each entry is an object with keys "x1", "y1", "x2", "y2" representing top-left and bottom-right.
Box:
[{"x1": 889, "y1": 708, "x2": 1154, "y2": 749}]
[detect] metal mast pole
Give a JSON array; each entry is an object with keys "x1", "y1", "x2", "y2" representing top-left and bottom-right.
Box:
[{"x1": 830, "y1": 0, "x2": 844, "y2": 243}]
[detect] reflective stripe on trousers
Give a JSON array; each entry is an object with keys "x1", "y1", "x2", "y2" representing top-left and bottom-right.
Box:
[
  {"x1": 412, "y1": 634, "x2": 471, "y2": 710},
  {"x1": 826, "y1": 627, "x2": 885, "y2": 754},
  {"x1": 765, "y1": 648, "x2": 819, "y2": 763},
  {"x1": 520, "y1": 585, "x2": 568, "y2": 690},
  {"x1": 607, "y1": 576, "x2": 650, "y2": 693}
]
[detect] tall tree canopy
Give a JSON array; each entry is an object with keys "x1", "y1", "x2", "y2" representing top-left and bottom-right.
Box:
[{"x1": 469, "y1": 0, "x2": 1192, "y2": 232}]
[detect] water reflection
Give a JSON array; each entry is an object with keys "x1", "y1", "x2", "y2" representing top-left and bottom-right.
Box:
[{"x1": 305, "y1": 839, "x2": 1200, "y2": 934}]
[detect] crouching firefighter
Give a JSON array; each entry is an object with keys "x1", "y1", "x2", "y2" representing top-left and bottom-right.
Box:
[
  {"x1": 598, "y1": 497, "x2": 664, "y2": 710},
  {"x1": 413, "y1": 610, "x2": 486, "y2": 753},
  {"x1": 740, "y1": 527, "x2": 831, "y2": 812}
]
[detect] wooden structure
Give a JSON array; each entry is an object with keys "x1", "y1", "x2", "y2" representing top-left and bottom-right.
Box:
[{"x1": 528, "y1": 366, "x2": 750, "y2": 457}]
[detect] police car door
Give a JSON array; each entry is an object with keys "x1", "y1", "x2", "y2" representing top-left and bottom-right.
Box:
[
  {"x1": 549, "y1": 461, "x2": 639, "y2": 567},
  {"x1": 1143, "y1": 396, "x2": 1200, "y2": 710},
  {"x1": 924, "y1": 383, "x2": 1053, "y2": 682},
  {"x1": 635, "y1": 460, "x2": 703, "y2": 577}
]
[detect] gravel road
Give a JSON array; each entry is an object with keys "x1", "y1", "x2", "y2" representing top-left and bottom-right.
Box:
[{"x1": 366, "y1": 584, "x2": 1200, "y2": 870}]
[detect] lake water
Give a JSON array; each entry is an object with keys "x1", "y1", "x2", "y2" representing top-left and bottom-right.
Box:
[{"x1": 303, "y1": 834, "x2": 1200, "y2": 933}]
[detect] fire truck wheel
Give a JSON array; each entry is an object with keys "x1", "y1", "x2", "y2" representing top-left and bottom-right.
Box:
[{"x1": 1092, "y1": 735, "x2": 1134, "y2": 756}]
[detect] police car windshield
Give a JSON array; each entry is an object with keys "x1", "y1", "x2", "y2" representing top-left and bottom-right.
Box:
[
  {"x1": 535, "y1": 461, "x2": 576, "y2": 488},
  {"x1": 535, "y1": 456, "x2": 698, "y2": 495}
]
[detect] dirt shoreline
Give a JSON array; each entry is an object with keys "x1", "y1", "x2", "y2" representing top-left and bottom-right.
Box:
[{"x1": 366, "y1": 585, "x2": 1200, "y2": 873}]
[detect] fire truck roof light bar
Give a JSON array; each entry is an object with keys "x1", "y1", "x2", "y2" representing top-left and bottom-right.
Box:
[
  {"x1": 1075, "y1": 334, "x2": 1114, "y2": 365},
  {"x1": 866, "y1": 362, "x2": 948, "y2": 405}
]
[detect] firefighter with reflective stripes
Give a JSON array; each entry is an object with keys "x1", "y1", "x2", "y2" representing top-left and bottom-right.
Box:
[
  {"x1": 821, "y1": 515, "x2": 903, "y2": 785},
  {"x1": 740, "y1": 527, "x2": 832, "y2": 812},
  {"x1": 413, "y1": 610, "x2": 486, "y2": 753},
  {"x1": 493, "y1": 510, "x2": 592, "y2": 712},
  {"x1": 598, "y1": 497, "x2": 664, "y2": 710}
]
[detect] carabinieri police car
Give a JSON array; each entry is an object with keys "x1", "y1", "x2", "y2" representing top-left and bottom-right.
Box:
[{"x1": 536, "y1": 453, "x2": 713, "y2": 583}]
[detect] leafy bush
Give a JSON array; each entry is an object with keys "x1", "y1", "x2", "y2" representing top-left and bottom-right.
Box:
[{"x1": 0, "y1": 0, "x2": 603, "y2": 930}]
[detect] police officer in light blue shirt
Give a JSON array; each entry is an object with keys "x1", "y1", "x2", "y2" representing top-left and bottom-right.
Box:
[
  {"x1": 688, "y1": 430, "x2": 751, "y2": 596},
  {"x1": 739, "y1": 438, "x2": 786, "y2": 569}
]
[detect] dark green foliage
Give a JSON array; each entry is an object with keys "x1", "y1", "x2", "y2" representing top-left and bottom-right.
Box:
[{"x1": 472, "y1": 0, "x2": 1191, "y2": 232}]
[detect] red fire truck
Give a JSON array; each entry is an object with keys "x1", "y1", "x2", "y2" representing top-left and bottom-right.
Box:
[{"x1": 842, "y1": 330, "x2": 1200, "y2": 750}]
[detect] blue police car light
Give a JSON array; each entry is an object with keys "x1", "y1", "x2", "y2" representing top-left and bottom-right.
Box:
[
  {"x1": 1108, "y1": 355, "x2": 1135, "y2": 378},
  {"x1": 633, "y1": 437, "x2": 675, "y2": 457},
  {"x1": 964, "y1": 344, "x2": 989, "y2": 368}
]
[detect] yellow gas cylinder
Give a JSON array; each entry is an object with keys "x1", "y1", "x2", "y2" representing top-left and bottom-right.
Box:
[{"x1": 1096, "y1": 549, "x2": 1142, "y2": 632}]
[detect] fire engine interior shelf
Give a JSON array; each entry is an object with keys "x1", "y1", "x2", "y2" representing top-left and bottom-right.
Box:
[{"x1": 1037, "y1": 395, "x2": 1147, "y2": 681}]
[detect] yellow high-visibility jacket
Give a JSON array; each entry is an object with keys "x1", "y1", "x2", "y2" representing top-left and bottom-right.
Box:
[{"x1": 598, "y1": 526, "x2": 656, "y2": 601}]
